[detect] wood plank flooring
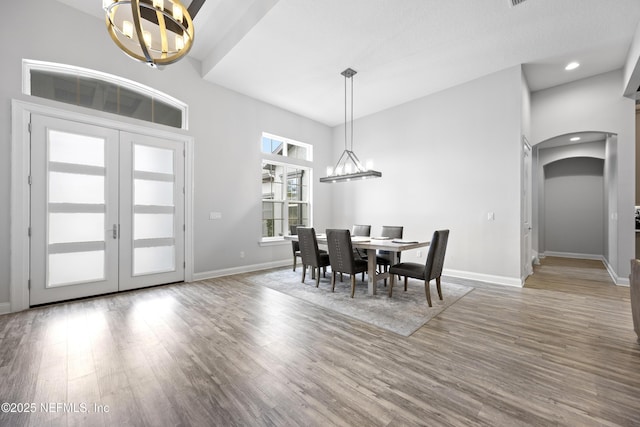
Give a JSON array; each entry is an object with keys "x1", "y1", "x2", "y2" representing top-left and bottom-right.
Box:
[{"x1": 1, "y1": 258, "x2": 639, "y2": 426}]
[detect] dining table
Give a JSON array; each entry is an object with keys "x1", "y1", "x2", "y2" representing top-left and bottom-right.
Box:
[{"x1": 285, "y1": 233, "x2": 430, "y2": 295}]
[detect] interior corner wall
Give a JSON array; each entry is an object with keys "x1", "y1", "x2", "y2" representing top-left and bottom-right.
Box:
[
  {"x1": 531, "y1": 70, "x2": 635, "y2": 283},
  {"x1": 329, "y1": 66, "x2": 524, "y2": 285},
  {"x1": 0, "y1": 0, "x2": 333, "y2": 307},
  {"x1": 534, "y1": 141, "x2": 606, "y2": 257},
  {"x1": 543, "y1": 157, "x2": 605, "y2": 256}
]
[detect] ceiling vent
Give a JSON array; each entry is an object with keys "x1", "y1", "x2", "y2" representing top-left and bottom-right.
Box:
[{"x1": 510, "y1": 0, "x2": 528, "y2": 6}]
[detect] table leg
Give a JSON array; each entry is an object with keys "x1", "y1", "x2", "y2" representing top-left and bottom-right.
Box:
[{"x1": 366, "y1": 249, "x2": 378, "y2": 295}]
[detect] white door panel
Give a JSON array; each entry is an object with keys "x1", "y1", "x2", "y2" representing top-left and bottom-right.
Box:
[
  {"x1": 118, "y1": 132, "x2": 185, "y2": 290},
  {"x1": 30, "y1": 115, "x2": 119, "y2": 305},
  {"x1": 30, "y1": 115, "x2": 185, "y2": 305}
]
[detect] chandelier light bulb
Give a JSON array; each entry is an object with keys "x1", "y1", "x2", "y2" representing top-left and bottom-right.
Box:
[
  {"x1": 173, "y1": 3, "x2": 184, "y2": 22},
  {"x1": 175, "y1": 34, "x2": 184, "y2": 51},
  {"x1": 143, "y1": 30, "x2": 152, "y2": 47},
  {"x1": 153, "y1": 0, "x2": 164, "y2": 9},
  {"x1": 121, "y1": 20, "x2": 134, "y2": 39}
]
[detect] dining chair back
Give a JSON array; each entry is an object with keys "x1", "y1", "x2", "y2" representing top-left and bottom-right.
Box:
[
  {"x1": 297, "y1": 227, "x2": 331, "y2": 287},
  {"x1": 351, "y1": 224, "x2": 371, "y2": 236},
  {"x1": 326, "y1": 229, "x2": 368, "y2": 298},
  {"x1": 388, "y1": 229, "x2": 450, "y2": 306},
  {"x1": 351, "y1": 224, "x2": 371, "y2": 260},
  {"x1": 290, "y1": 224, "x2": 302, "y2": 271},
  {"x1": 377, "y1": 225, "x2": 404, "y2": 265}
]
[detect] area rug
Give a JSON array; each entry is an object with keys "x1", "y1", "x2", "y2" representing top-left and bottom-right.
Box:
[{"x1": 244, "y1": 268, "x2": 474, "y2": 336}]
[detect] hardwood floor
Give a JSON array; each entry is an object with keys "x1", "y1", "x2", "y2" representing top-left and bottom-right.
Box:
[{"x1": 0, "y1": 259, "x2": 639, "y2": 426}]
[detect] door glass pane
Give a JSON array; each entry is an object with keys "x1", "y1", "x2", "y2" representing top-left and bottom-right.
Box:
[
  {"x1": 48, "y1": 250, "x2": 105, "y2": 287},
  {"x1": 134, "y1": 246, "x2": 175, "y2": 275},
  {"x1": 49, "y1": 213, "x2": 105, "y2": 244},
  {"x1": 49, "y1": 130, "x2": 104, "y2": 167},
  {"x1": 134, "y1": 179, "x2": 174, "y2": 206},
  {"x1": 49, "y1": 172, "x2": 104, "y2": 204},
  {"x1": 135, "y1": 145, "x2": 174, "y2": 174},
  {"x1": 134, "y1": 214, "x2": 174, "y2": 239}
]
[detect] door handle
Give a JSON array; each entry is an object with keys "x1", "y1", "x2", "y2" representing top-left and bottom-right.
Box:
[{"x1": 110, "y1": 224, "x2": 119, "y2": 239}]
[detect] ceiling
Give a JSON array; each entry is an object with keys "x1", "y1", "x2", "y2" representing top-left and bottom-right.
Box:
[{"x1": 59, "y1": 0, "x2": 640, "y2": 126}]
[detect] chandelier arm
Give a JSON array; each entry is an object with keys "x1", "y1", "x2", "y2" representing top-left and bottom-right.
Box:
[
  {"x1": 346, "y1": 150, "x2": 365, "y2": 172},
  {"x1": 332, "y1": 149, "x2": 349, "y2": 173},
  {"x1": 156, "y1": 9, "x2": 168, "y2": 56},
  {"x1": 131, "y1": 0, "x2": 153, "y2": 65}
]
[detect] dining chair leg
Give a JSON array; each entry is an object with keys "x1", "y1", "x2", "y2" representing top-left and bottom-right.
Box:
[
  {"x1": 315, "y1": 267, "x2": 321, "y2": 287},
  {"x1": 383, "y1": 265, "x2": 388, "y2": 287},
  {"x1": 361, "y1": 272, "x2": 365, "y2": 281},
  {"x1": 301, "y1": 264, "x2": 306, "y2": 283},
  {"x1": 293, "y1": 256, "x2": 297, "y2": 271},
  {"x1": 323, "y1": 267, "x2": 326, "y2": 278},
  {"x1": 404, "y1": 276, "x2": 408, "y2": 292},
  {"x1": 424, "y1": 279, "x2": 432, "y2": 307},
  {"x1": 351, "y1": 275, "x2": 356, "y2": 298},
  {"x1": 340, "y1": 272, "x2": 343, "y2": 282},
  {"x1": 389, "y1": 273, "x2": 395, "y2": 297},
  {"x1": 436, "y1": 276, "x2": 443, "y2": 300},
  {"x1": 331, "y1": 272, "x2": 336, "y2": 292}
]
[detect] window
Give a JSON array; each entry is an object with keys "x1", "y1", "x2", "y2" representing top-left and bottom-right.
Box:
[
  {"x1": 23, "y1": 59, "x2": 188, "y2": 129},
  {"x1": 261, "y1": 133, "x2": 312, "y2": 241}
]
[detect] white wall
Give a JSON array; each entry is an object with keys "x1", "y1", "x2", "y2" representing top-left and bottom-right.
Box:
[
  {"x1": 543, "y1": 157, "x2": 605, "y2": 256},
  {"x1": 327, "y1": 66, "x2": 525, "y2": 286},
  {"x1": 0, "y1": 0, "x2": 333, "y2": 308},
  {"x1": 531, "y1": 70, "x2": 635, "y2": 283}
]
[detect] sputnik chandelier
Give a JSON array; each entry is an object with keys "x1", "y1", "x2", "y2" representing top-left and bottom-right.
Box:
[{"x1": 103, "y1": 0, "x2": 194, "y2": 68}]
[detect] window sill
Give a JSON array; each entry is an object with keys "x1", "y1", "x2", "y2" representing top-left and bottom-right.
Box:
[{"x1": 259, "y1": 238, "x2": 289, "y2": 247}]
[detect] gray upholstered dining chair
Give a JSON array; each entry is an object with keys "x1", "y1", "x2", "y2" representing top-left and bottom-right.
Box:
[
  {"x1": 351, "y1": 224, "x2": 371, "y2": 261},
  {"x1": 291, "y1": 224, "x2": 325, "y2": 272},
  {"x1": 297, "y1": 227, "x2": 331, "y2": 288},
  {"x1": 351, "y1": 224, "x2": 371, "y2": 237},
  {"x1": 326, "y1": 229, "x2": 368, "y2": 298},
  {"x1": 388, "y1": 229, "x2": 449, "y2": 307},
  {"x1": 375, "y1": 225, "x2": 404, "y2": 284},
  {"x1": 290, "y1": 224, "x2": 302, "y2": 271}
]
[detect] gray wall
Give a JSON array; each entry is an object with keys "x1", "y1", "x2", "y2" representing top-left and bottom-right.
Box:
[
  {"x1": 328, "y1": 66, "x2": 526, "y2": 285},
  {"x1": 543, "y1": 157, "x2": 605, "y2": 256},
  {"x1": 531, "y1": 70, "x2": 635, "y2": 283}
]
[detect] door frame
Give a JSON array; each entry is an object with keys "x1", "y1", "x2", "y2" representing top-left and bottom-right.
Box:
[{"x1": 10, "y1": 99, "x2": 195, "y2": 312}]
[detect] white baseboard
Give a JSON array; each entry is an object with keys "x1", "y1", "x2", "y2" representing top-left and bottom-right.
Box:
[
  {"x1": 603, "y1": 258, "x2": 629, "y2": 287},
  {"x1": 444, "y1": 268, "x2": 523, "y2": 288},
  {"x1": 541, "y1": 251, "x2": 603, "y2": 261},
  {"x1": 192, "y1": 259, "x2": 290, "y2": 282},
  {"x1": 0, "y1": 302, "x2": 11, "y2": 315}
]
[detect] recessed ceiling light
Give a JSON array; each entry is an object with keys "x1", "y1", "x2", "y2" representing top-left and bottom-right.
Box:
[
  {"x1": 570, "y1": 136, "x2": 581, "y2": 142},
  {"x1": 565, "y1": 62, "x2": 580, "y2": 71}
]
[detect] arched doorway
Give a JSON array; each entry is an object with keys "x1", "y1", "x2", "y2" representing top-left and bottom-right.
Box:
[{"x1": 532, "y1": 131, "x2": 617, "y2": 283}]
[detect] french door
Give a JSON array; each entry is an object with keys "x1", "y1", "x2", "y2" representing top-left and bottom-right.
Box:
[{"x1": 29, "y1": 114, "x2": 185, "y2": 305}]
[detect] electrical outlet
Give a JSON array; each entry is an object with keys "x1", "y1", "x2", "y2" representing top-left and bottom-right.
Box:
[
  {"x1": 240, "y1": 251, "x2": 245, "y2": 259},
  {"x1": 416, "y1": 250, "x2": 422, "y2": 258}
]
